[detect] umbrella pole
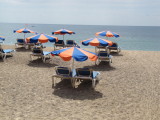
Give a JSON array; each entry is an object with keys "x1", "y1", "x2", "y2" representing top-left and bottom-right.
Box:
[
  {"x1": 24, "y1": 33, "x2": 26, "y2": 41},
  {"x1": 63, "y1": 35, "x2": 64, "y2": 41},
  {"x1": 72, "y1": 58, "x2": 75, "y2": 69},
  {"x1": 95, "y1": 47, "x2": 97, "y2": 65}
]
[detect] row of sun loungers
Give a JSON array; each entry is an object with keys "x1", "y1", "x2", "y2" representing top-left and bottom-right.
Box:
[
  {"x1": 15, "y1": 38, "x2": 79, "y2": 50},
  {"x1": 52, "y1": 66, "x2": 100, "y2": 89}
]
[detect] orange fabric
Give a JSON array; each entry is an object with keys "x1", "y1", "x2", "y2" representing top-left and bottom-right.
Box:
[
  {"x1": 59, "y1": 47, "x2": 74, "y2": 61},
  {"x1": 38, "y1": 34, "x2": 48, "y2": 43}
]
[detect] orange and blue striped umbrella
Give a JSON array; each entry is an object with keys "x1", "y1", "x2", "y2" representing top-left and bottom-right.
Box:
[
  {"x1": 52, "y1": 29, "x2": 75, "y2": 35},
  {"x1": 14, "y1": 28, "x2": 34, "y2": 33},
  {"x1": 95, "y1": 31, "x2": 120, "y2": 38},
  {"x1": 52, "y1": 29, "x2": 75, "y2": 40},
  {"x1": 51, "y1": 47, "x2": 97, "y2": 62},
  {"x1": 81, "y1": 37, "x2": 113, "y2": 47},
  {"x1": 26, "y1": 33, "x2": 58, "y2": 43}
]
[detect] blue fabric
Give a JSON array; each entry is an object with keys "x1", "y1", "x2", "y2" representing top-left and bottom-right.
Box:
[
  {"x1": 55, "y1": 40, "x2": 64, "y2": 44},
  {"x1": 72, "y1": 47, "x2": 88, "y2": 61},
  {"x1": 52, "y1": 29, "x2": 75, "y2": 34},
  {"x1": 14, "y1": 28, "x2": 33, "y2": 33},
  {"x1": 3, "y1": 49, "x2": 14, "y2": 53},
  {"x1": 51, "y1": 47, "x2": 70, "y2": 55},
  {"x1": 67, "y1": 40, "x2": 74, "y2": 45},
  {"x1": 92, "y1": 71, "x2": 99, "y2": 79},
  {"x1": 0, "y1": 37, "x2": 5, "y2": 40},
  {"x1": 43, "y1": 51, "x2": 51, "y2": 55},
  {"x1": 82, "y1": 38, "x2": 109, "y2": 46},
  {"x1": 51, "y1": 47, "x2": 97, "y2": 62},
  {"x1": 17, "y1": 39, "x2": 25, "y2": 43},
  {"x1": 29, "y1": 34, "x2": 57, "y2": 43},
  {"x1": 110, "y1": 43, "x2": 117, "y2": 47}
]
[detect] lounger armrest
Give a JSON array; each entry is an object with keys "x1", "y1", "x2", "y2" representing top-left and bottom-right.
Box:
[
  {"x1": 72, "y1": 69, "x2": 77, "y2": 77},
  {"x1": 109, "y1": 55, "x2": 113, "y2": 58},
  {"x1": 92, "y1": 71, "x2": 100, "y2": 79},
  {"x1": 43, "y1": 51, "x2": 51, "y2": 55}
]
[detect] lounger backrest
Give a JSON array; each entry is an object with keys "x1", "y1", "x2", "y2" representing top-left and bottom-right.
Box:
[
  {"x1": 17, "y1": 38, "x2": 25, "y2": 43},
  {"x1": 55, "y1": 40, "x2": 64, "y2": 45},
  {"x1": 66, "y1": 40, "x2": 75, "y2": 45},
  {"x1": 55, "y1": 67, "x2": 71, "y2": 76},
  {"x1": 76, "y1": 68, "x2": 93, "y2": 77},
  {"x1": 32, "y1": 47, "x2": 43, "y2": 54},
  {"x1": 110, "y1": 43, "x2": 118, "y2": 47},
  {"x1": 98, "y1": 51, "x2": 109, "y2": 57}
]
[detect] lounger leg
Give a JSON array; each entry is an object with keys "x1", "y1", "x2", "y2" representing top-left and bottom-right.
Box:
[
  {"x1": 92, "y1": 79, "x2": 96, "y2": 89},
  {"x1": 52, "y1": 76, "x2": 56, "y2": 88},
  {"x1": 109, "y1": 58, "x2": 112, "y2": 66},
  {"x1": 30, "y1": 54, "x2": 33, "y2": 61},
  {"x1": 42, "y1": 57, "x2": 45, "y2": 63},
  {"x1": 2, "y1": 54, "x2": 6, "y2": 61},
  {"x1": 74, "y1": 79, "x2": 80, "y2": 88},
  {"x1": 71, "y1": 78, "x2": 75, "y2": 88}
]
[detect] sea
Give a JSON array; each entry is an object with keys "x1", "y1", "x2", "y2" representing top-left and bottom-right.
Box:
[{"x1": 0, "y1": 23, "x2": 160, "y2": 51}]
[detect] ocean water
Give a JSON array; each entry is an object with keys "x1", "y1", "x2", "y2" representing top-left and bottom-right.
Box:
[{"x1": 0, "y1": 23, "x2": 160, "y2": 51}]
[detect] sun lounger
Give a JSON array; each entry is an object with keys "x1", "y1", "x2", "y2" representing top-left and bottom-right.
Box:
[
  {"x1": 54, "y1": 40, "x2": 65, "y2": 50},
  {"x1": 15, "y1": 38, "x2": 26, "y2": 48},
  {"x1": 0, "y1": 45, "x2": 15, "y2": 61},
  {"x1": 74, "y1": 68, "x2": 100, "y2": 89},
  {"x1": 52, "y1": 66, "x2": 76, "y2": 88},
  {"x1": 65, "y1": 40, "x2": 76, "y2": 47},
  {"x1": 30, "y1": 46, "x2": 51, "y2": 62},
  {"x1": 96, "y1": 51, "x2": 112, "y2": 65},
  {"x1": 108, "y1": 42, "x2": 121, "y2": 53}
]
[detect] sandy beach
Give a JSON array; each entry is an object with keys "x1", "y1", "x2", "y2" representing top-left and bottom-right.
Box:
[{"x1": 0, "y1": 45, "x2": 160, "y2": 120}]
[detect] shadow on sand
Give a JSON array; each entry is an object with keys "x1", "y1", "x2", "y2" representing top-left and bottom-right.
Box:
[
  {"x1": 27, "y1": 58, "x2": 58, "y2": 68},
  {"x1": 53, "y1": 79, "x2": 103, "y2": 100},
  {"x1": 110, "y1": 52, "x2": 123, "y2": 56},
  {"x1": 0, "y1": 55, "x2": 14, "y2": 62},
  {"x1": 83, "y1": 61, "x2": 116, "y2": 71},
  {"x1": 15, "y1": 47, "x2": 31, "y2": 52}
]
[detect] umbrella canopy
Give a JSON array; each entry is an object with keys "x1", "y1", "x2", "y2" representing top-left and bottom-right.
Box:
[
  {"x1": 26, "y1": 33, "x2": 58, "y2": 43},
  {"x1": 52, "y1": 29, "x2": 75, "y2": 40},
  {"x1": 52, "y1": 29, "x2": 75, "y2": 35},
  {"x1": 81, "y1": 37, "x2": 113, "y2": 46},
  {"x1": 14, "y1": 28, "x2": 35, "y2": 41},
  {"x1": 0, "y1": 36, "x2": 5, "y2": 41},
  {"x1": 51, "y1": 47, "x2": 97, "y2": 62},
  {"x1": 13, "y1": 28, "x2": 35, "y2": 33},
  {"x1": 95, "y1": 31, "x2": 120, "y2": 38}
]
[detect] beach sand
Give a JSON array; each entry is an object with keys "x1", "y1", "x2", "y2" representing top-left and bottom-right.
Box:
[{"x1": 0, "y1": 45, "x2": 160, "y2": 120}]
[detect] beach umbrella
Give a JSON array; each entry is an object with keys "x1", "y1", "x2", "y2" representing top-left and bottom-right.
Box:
[
  {"x1": 52, "y1": 29, "x2": 75, "y2": 40},
  {"x1": 81, "y1": 37, "x2": 113, "y2": 53},
  {"x1": 26, "y1": 33, "x2": 58, "y2": 43},
  {"x1": 81, "y1": 37, "x2": 113, "y2": 46},
  {"x1": 14, "y1": 28, "x2": 35, "y2": 40},
  {"x1": 95, "y1": 31, "x2": 120, "y2": 38},
  {"x1": 51, "y1": 47, "x2": 97, "y2": 68}
]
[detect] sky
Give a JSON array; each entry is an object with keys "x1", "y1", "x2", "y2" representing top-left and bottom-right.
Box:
[{"x1": 0, "y1": 0, "x2": 160, "y2": 26}]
